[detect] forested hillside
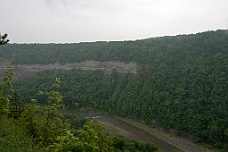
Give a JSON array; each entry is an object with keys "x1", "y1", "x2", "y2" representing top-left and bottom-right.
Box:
[
  {"x1": 0, "y1": 67, "x2": 158, "y2": 152},
  {"x1": 1, "y1": 30, "x2": 228, "y2": 150}
]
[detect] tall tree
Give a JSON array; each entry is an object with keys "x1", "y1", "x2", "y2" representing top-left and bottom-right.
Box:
[{"x1": 0, "y1": 65, "x2": 14, "y2": 115}]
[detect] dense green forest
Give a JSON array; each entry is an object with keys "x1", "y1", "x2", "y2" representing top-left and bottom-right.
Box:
[
  {"x1": 1, "y1": 30, "x2": 228, "y2": 150},
  {"x1": 0, "y1": 68, "x2": 158, "y2": 151}
]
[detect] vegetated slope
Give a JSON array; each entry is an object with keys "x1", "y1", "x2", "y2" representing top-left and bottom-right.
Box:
[
  {"x1": 1, "y1": 30, "x2": 227, "y2": 65},
  {"x1": 3, "y1": 30, "x2": 228, "y2": 149}
]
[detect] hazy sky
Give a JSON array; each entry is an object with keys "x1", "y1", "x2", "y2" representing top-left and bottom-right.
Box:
[{"x1": 1, "y1": 0, "x2": 228, "y2": 43}]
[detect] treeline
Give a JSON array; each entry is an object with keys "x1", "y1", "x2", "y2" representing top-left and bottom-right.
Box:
[
  {"x1": 2, "y1": 30, "x2": 228, "y2": 150},
  {"x1": 0, "y1": 30, "x2": 227, "y2": 65}
]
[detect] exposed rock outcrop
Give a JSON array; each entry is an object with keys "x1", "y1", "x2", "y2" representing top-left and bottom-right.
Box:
[{"x1": 0, "y1": 59, "x2": 138, "y2": 80}]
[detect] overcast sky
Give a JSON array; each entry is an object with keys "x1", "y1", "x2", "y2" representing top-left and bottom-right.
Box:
[{"x1": 1, "y1": 0, "x2": 228, "y2": 43}]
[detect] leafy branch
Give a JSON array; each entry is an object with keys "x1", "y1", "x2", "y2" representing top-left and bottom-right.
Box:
[{"x1": 0, "y1": 33, "x2": 10, "y2": 45}]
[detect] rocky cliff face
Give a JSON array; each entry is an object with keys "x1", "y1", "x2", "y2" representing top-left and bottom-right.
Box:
[{"x1": 0, "y1": 59, "x2": 138, "y2": 81}]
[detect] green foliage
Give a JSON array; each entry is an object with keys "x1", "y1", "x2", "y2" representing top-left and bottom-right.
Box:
[
  {"x1": 14, "y1": 61, "x2": 228, "y2": 148},
  {"x1": 21, "y1": 78, "x2": 68, "y2": 148},
  {"x1": 0, "y1": 65, "x2": 14, "y2": 115},
  {"x1": 3, "y1": 30, "x2": 228, "y2": 149},
  {"x1": 0, "y1": 116, "x2": 32, "y2": 152},
  {"x1": 0, "y1": 64, "x2": 158, "y2": 152},
  {"x1": 49, "y1": 120, "x2": 158, "y2": 152},
  {"x1": 78, "y1": 120, "x2": 114, "y2": 152},
  {"x1": 20, "y1": 99, "x2": 41, "y2": 144},
  {"x1": 48, "y1": 121, "x2": 114, "y2": 152},
  {"x1": 113, "y1": 135, "x2": 158, "y2": 152},
  {"x1": 0, "y1": 30, "x2": 227, "y2": 64},
  {"x1": 0, "y1": 74, "x2": 70, "y2": 151},
  {"x1": 38, "y1": 78, "x2": 67, "y2": 147},
  {"x1": 8, "y1": 92, "x2": 24, "y2": 119}
]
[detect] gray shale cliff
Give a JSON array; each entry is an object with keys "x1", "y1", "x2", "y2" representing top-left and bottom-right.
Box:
[{"x1": 0, "y1": 59, "x2": 138, "y2": 81}]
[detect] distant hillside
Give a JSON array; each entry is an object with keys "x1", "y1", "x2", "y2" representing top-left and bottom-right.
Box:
[
  {"x1": 1, "y1": 30, "x2": 227, "y2": 65},
  {"x1": 1, "y1": 29, "x2": 228, "y2": 150}
]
